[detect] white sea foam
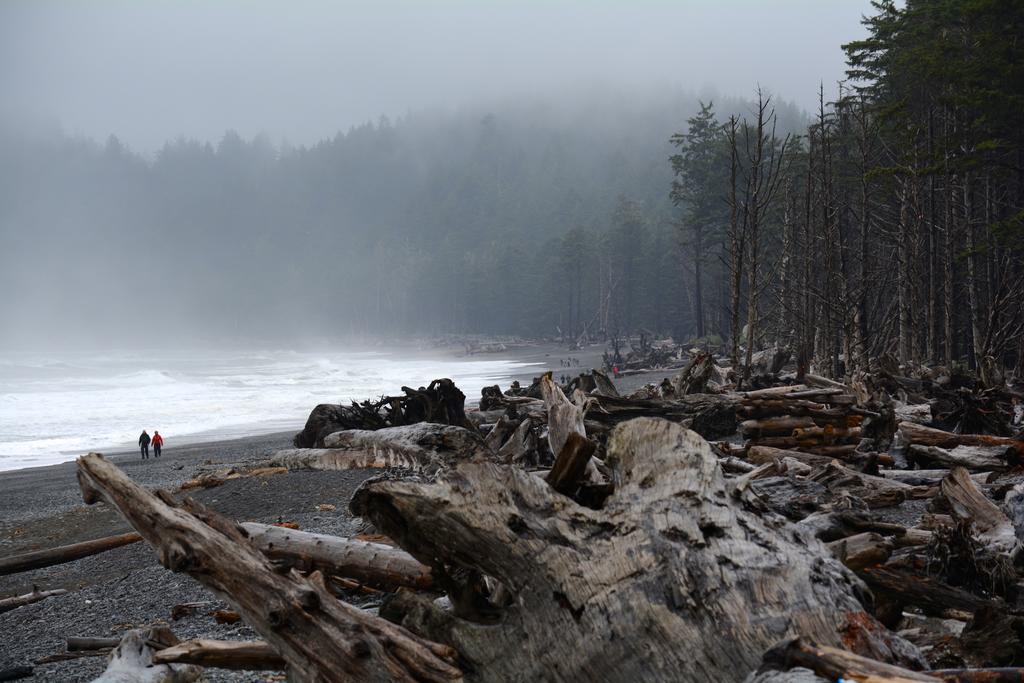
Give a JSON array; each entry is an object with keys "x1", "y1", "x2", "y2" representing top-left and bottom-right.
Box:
[{"x1": 0, "y1": 348, "x2": 536, "y2": 471}]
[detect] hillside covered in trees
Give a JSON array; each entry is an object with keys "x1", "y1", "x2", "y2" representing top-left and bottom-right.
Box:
[
  {"x1": 0, "y1": 89, "x2": 802, "y2": 347},
  {"x1": 2, "y1": 0, "x2": 1022, "y2": 384}
]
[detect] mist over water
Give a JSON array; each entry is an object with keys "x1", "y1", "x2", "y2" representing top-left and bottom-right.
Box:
[{"x1": 0, "y1": 348, "x2": 536, "y2": 471}]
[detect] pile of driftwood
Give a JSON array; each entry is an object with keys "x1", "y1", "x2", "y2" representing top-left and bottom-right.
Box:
[
  {"x1": 739, "y1": 379, "x2": 865, "y2": 459},
  {"x1": 6, "y1": 366, "x2": 1024, "y2": 682}
]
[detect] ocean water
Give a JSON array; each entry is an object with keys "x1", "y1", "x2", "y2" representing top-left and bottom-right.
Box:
[{"x1": 0, "y1": 348, "x2": 536, "y2": 472}]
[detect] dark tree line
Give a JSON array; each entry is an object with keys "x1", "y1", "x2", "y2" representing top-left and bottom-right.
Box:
[
  {"x1": 668, "y1": 0, "x2": 1024, "y2": 381},
  {"x1": 0, "y1": 92, "x2": 805, "y2": 347}
]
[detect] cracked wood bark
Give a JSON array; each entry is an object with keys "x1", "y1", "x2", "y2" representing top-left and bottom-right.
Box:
[
  {"x1": 0, "y1": 532, "x2": 141, "y2": 576},
  {"x1": 75, "y1": 453, "x2": 461, "y2": 683},
  {"x1": 272, "y1": 423, "x2": 492, "y2": 475},
  {"x1": 351, "y1": 417, "x2": 919, "y2": 682},
  {"x1": 152, "y1": 640, "x2": 286, "y2": 671},
  {"x1": 241, "y1": 523, "x2": 432, "y2": 590}
]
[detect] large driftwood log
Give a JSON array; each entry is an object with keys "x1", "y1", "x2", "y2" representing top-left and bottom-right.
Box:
[
  {"x1": 241, "y1": 523, "x2": 432, "y2": 589},
  {"x1": 76, "y1": 453, "x2": 461, "y2": 683},
  {"x1": 152, "y1": 640, "x2": 285, "y2": 671},
  {"x1": 351, "y1": 417, "x2": 921, "y2": 682},
  {"x1": 0, "y1": 532, "x2": 142, "y2": 576},
  {"x1": 273, "y1": 423, "x2": 491, "y2": 475},
  {"x1": 0, "y1": 587, "x2": 68, "y2": 614}
]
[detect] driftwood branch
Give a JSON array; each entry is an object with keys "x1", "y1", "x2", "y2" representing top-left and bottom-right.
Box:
[{"x1": 76, "y1": 453, "x2": 461, "y2": 683}]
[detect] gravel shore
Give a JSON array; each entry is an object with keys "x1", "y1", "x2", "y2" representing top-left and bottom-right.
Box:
[
  {"x1": 0, "y1": 347, "x2": 674, "y2": 681},
  {"x1": 0, "y1": 433, "x2": 377, "y2": 682}
]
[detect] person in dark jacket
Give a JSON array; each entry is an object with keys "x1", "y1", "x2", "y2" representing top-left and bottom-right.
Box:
[
  {"x1": 152, "y1": 430, "x2": 164, "y2": 458},
  {"x1": 139, "y1": 430, "x2": 151, "y2": 459}
]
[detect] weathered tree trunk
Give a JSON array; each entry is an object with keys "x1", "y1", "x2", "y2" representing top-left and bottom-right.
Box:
[
  {"x1": 76, "y1": 453, "x2": 461, "y2": 683},
  {"x1": 351, "y1": 417, "x2": 920, "y2": 682},
  {"x1": 0, "y1": 532, "x2": 141, "y2": 576}
]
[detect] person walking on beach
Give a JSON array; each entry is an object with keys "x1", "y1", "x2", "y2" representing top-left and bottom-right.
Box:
[
  {"x1": 139, "y1": 430, "x2": 151, "y2": 459},
  {"x1": 151, "y1": 430, "x2": 164, "y2": 458}
]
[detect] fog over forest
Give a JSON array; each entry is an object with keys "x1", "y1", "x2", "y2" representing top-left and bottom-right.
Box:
[{"x1": 0, "y1": 1, "x2": 870, "y2": 349}]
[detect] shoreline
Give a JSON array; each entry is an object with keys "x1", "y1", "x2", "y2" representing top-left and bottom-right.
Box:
[
  {"x1": 0, "y1": 340, "x2": 669, "y2": 475},
  {"x1": 0, "y1": 346, "x2": 675, "y2": 681}
]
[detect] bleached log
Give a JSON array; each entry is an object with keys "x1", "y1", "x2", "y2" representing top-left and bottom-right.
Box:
[
  {"x1": 940, "y1": 467, "x2": 1016, "y2": 553},
  {"x1": 0, "y1": 587, "x2": 68, "y2": 614},
  {"x1": 539, "y1": 375, "x2": 586, "y2": 459},
  {"x1": 0, "y1": 532, "x2": 142, "y2": 576},
  {"x1": 152, "y1": 640, "x2": 285, "y2": 671},
  {"x1": 241, "y1": 523, "x2": 432, "y2": 590},
  {"x1": 908, "y1": 444, "x2": 1011, "y2": 472},
  {"x1": 272, "y1": 422, "x2": 492, "y2": 475},
  {"x1": 77, "y1": 453, "x2": 461, "y2": 683},
  {"x1": 351, "y1": 417, "x2": 922, "y2": 681}
]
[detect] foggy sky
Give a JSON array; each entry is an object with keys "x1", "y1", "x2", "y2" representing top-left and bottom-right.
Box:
[{"x1": 1, "y1": 1, "x2": 873, "y2": 153}]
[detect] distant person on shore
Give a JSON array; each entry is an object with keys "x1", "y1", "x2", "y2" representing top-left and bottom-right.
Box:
[
  {"x1": 138, "y1": 430, "x2": 151, "y2": 459},
  {"x1": 152, "y1": 431, "x2": 164, "y2": 458}
]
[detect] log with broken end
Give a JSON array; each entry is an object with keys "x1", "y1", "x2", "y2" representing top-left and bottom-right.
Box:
[
  {"x1": 241, "y1": 522, "x2": 432, "y2": 590},
  {"x1": 76, "y1": 453, "x2": 461, "y2": 683},
  {"x1": 0, "y1": 531, "x2": 142, "y2": 576},
  {"x1": 939, "y1": 467, "x2": 1017, "y2": 553}
]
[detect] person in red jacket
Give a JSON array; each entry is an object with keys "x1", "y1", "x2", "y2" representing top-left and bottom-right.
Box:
[{"x1": 151, "y1": 430, "x2": 164, "y2": 458}]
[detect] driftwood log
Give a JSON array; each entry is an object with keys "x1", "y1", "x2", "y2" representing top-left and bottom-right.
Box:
[
  {"x1": 241, "y1": 522, "x2": 432, "y2": 589},
  {"x1": 351, "y1": 417, "x2": 921, "y2": 681},
  {"x1": 76, "y1": 453, "x2": 461, "y2": 683},
  {"x1": 152, "y1": 639, "x2": 286, "y2": 671},
  {"x1": 273, "y1": 422, "x2": 492, "y2": 474},
  {"x1": 0, "y1": 532, "x2": 142, "y2": 576},
  {"x1": 0, "y1": 587, "x2": 68, "y2": 614}
]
